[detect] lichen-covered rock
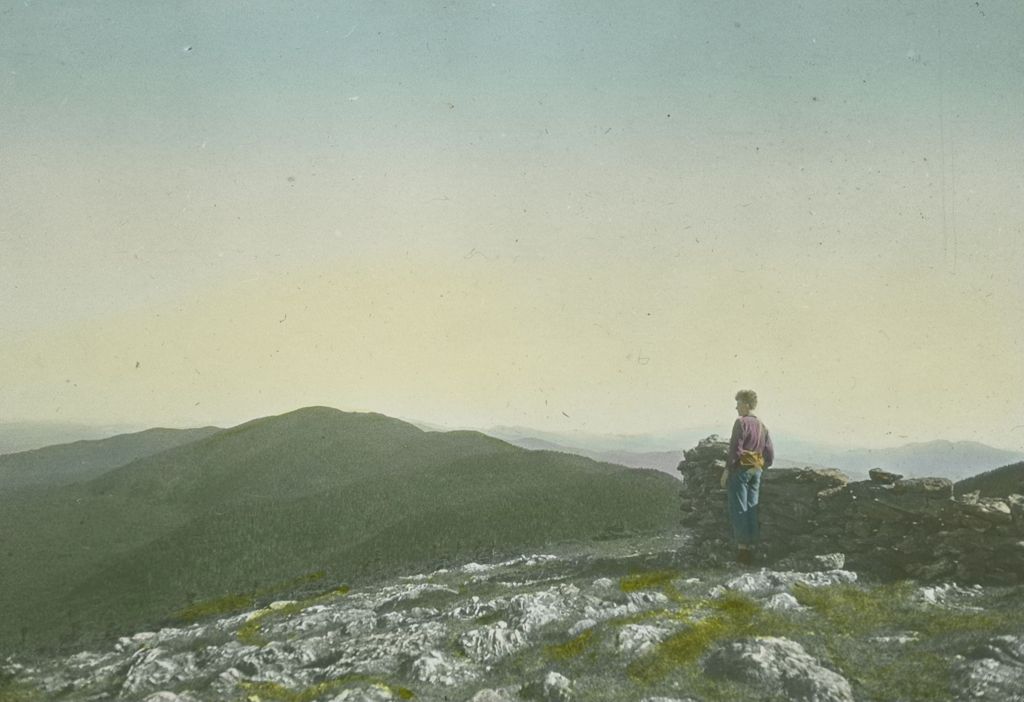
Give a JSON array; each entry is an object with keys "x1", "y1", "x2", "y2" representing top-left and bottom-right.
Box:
[
  {"x1": 568, "y1": 618, "x2": 597, "y2": 637},
  {"x1": 957, "y1": 498, "x2": 1013, "y2": 525},
  {"x1": 459, "y1": 622, "x2": 529, "y2": 662},
  {"x1": 702, "y1": 636, "x2": 854, "y2": 702},
  {"x1": 142, "y1": 693, "x2": 200, "y2": 702},
  {"x1": 326, "y1": 685, "x2": 397, "y2": 701},
  {"x1": 521, "y1": 671, "x2": 574, "y2": 702},
  {"x1": 404, "y1": 648, "x2": 478, "y2": 686},
  {"x1": 467, "y1": 687, "x2": 519, "y2": 702},
  {"x1": 508, "y1": 585, "x2": 582, "y2": 632},
  {"x1": 764, "y1": 593, "x2": 804, "y2": 611},
  {"x1": 916, "y1": 583, "x2": 984, "y2": 607},
  {"x1": 120, "y1": 647, "x2": 204, "y2": 698},
  {"x1": 715, "y1": 569, "x2": 857, "y2": 597},
  {"x1": 953, "y1": 636, "x2": 1024, "y2": 701},
  {"x1": 616, "y1": 625, "x2": 671, "y2": 657}
]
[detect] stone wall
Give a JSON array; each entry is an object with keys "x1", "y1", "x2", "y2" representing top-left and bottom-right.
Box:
[{"x1": 677, "y1": 436, "x2": 1024, "y2": 584}]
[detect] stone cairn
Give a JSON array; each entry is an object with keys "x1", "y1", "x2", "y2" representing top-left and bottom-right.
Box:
[{"x1": 677, "y1": 436, "x2": 1024, "y2": 584}]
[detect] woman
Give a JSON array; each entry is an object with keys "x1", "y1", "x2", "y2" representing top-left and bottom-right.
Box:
[{"x1": 725, "y1": 389, "x2": 774, "y2": 565}]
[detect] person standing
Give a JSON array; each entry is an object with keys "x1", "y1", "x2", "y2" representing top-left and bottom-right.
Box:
[{"x1": 725, "y1": 389, "x2": 774, "y2": 565}]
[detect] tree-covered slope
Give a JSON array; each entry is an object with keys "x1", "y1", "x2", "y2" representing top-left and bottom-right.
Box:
[
  {"x1": 0, "y1": 407, "x2": 681, "y2": 655},
  {"x1": 0, "y1": 426, "x2": 222, "y2": 491}
]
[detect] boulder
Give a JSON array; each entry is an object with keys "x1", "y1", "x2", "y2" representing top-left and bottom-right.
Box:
[
  {"x1": 467, "y1": 689, "x2": 519, "y2": 702},
  {"x1": 616, "y1": 625, "x2": 671, "y2": 657},
  {"x1": 142, "y1": 694, "x2": 199, "y2": 702},
  {"x1": 892, "y1": 478, "x2": 953, "y2": 499},
  {"x1": 953, "y1": 636, "x2": 1024, "y2": 701},
  {"x1": 702, "y1": 636, "x2": 854, "y2": 702},
  {"x1": 459, "y1": 622, "x2": 528, "y2": 663},
  {"x1": 869, "y1": 468, "x2": 903, "y2": 484},
  {"x1": 957, "y1": 498, "x2": 1013, "y2": 525},
  {"x1": 521, "y1": 671, "x2": 574, "y2": 702}
]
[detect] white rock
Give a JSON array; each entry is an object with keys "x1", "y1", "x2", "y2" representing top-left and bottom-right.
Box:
[
  {"x1": 143, "y1": 693, "x2": 200, "y2": 702},
  {"x1": 870, "y1": 633, "x2": 920, "y2": 645},
  {"x1": 813, "y1": 553, "x2": 846, "y2": 570},
  {"x1": 522, "y1": 671, "x2": 574, "y2": 702},
  {"x1": 954, "y1": 635, "x2": 1024, "y2": 701},
  {"x1": 717, "y1": 569, "x2": 858, "y2": 597},
  {"x1": 617, "y1": 624, "x2": 670, "y2": 656},
  {"x1": 120, "y1": 647, "x2": 205, "y2": 698},
  {"x1": 407, "y1": 648, "x2": 477, "y2": 686},
  {"x1": 507, "y1": 585, "x2": 581, "y2": 632},
  {"x1": 702, "y1": 636, "x2": 854, "y2": 702},
  {"x1": 467, "y1": 686, "x2": 519, "y2": 702},
  {"x1": 916, "y1": 583, "x2": 984, "y2": 608},
  {"x1": 764, "y1": 593, "x2": 803, "y2": 611},
  {"x1": 459, "y1": 622, "x2": 529, "y2": 663},
  {"x1": 568, "y1": 618, "x2": 597, "y2": 637},
  {"x1": 626, "y1": 591, "x2": 670, "y2": 608},
  {"x1": 327, "y1": 685, "x2": 396, "y2": 701}
]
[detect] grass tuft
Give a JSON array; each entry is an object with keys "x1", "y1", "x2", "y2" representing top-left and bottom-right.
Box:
[
  {"x1": 236, "y1": 583, "x2": 350, "y2": 646},
  {"x1": 620, "y1": 570, "x2": 678, "y2": 593},
  {"x1": 0, "y1": 676, "x2": 42, "y2": 702},
  {"x1": 547, "y1": 628, "x2": 597, "y2": 661},
  {"x1": 174, "y1": 571, "x2": 328, "y2": 624},
  {"x1": 627, "y1": 591, "x2": 763, "y2": 684},
  {"x1": 240, "y1": 675, "x2": 413, "y2": 702},
  {"x1": 619, "y1": 568, "x2": 687, "y2": 603},
  {"x1": 175, "y1": 592, "x2": 255, "y2": 623}
]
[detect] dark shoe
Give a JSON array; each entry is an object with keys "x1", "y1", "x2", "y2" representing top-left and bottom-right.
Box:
[{"x1": 736, "y1": 549, "x2": 753, "y2": 566}]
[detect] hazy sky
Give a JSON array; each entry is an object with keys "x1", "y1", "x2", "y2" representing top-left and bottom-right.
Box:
[{"x1": 2, "y1": 1, "x2": 1023, "y2": 450}]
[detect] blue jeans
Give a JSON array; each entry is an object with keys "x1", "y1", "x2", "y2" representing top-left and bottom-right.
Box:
[{"x1": 726, "y1": 468, "x2": 762, "y2": 546}]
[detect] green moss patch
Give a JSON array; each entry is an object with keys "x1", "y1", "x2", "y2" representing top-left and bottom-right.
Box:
[
  {"x1": 627, "y1": 591, "x2": 794, "y2": 684},
  {"x1": 547, "y1": 627, "x2": 597, "y2": 661},
  {"x1": 237, "y1": 584, "x2": 350, "y2": 646},
  {"x1": 174, "y1": 571, "x2": 328, "y2": 624},
  {"x1": 175, "y1": 592, "x2": 256, "y2": 623},
  {"x1": 619, "y1": 568, "x2": 687, "y2": 604},
  {"x1": 0, "y1": 676, "x2": 42, "y2": 702},
  {"x1": 240, "y1": 675, "x2": 413, "y2": 701}
]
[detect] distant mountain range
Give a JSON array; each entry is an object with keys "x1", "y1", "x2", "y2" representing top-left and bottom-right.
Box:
[
  {"x1": 0, "y1": 407, "x2": 681, "y2": 656},
  {"x1": 0, "y1": 426, "x2": 222, "y2": 491},
  {"x1": 480, "y1": 426, "x2": 1024, "y2": 483},
  {"x1": 0, "y1": 421, "x2": 141, "y2": 456},
  {"x1": 802, "y1": 441, "x2": 1024, "y2": 482},
  {"x1": 496, "y1": 435, "x2": 686, "y2": 479}
]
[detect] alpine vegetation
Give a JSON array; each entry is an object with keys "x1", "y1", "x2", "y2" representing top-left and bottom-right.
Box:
[{"x1": 4, "y1": 533, "x2": 1024, "y2": 701}]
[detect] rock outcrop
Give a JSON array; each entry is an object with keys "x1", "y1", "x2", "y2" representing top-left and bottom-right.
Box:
[
  {"x1": 678, "y1": 436, "x2": 1024, "y2": 583},
  {"x1": 702, "y1": 636, "x2": 854, "y2": 702},
  {"x1": 2, "y1": 533, "x2": 1021, "y2": 702}
]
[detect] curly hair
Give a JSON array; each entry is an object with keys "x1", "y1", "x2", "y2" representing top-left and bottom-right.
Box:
[{"x1": 735, "y1": 389, "x2": 758, "y2": 409}]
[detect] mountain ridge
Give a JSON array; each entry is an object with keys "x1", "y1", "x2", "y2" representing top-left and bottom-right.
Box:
[
  {"x1": 0, "y1": 406, "x2": 681, "y2": 656},
  {"x1": 0, "y1": 425, "x2": 223, "y2": 492}
]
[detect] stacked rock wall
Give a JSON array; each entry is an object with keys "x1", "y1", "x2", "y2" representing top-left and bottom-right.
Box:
[{"x1": 677, "y1": 436, "x2": 1024, "y2": 584}]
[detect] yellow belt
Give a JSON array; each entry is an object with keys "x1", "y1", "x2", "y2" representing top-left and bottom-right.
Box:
[{"x1": 739, "y1": 450, "x2": 765, "y2": 469}]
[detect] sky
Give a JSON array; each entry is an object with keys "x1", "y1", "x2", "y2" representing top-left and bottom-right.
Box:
[{"x1": 2, "y1": 1, "x2": 1023, "y2": 450}]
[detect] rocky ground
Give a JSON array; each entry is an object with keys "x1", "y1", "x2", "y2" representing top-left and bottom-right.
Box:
[
  {"x1": 3, "y1": 531, "x2": 1024, "y2": 702},
  {"x1": 678, "y1": 436, "x2": 1024, "y2": 585}
]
